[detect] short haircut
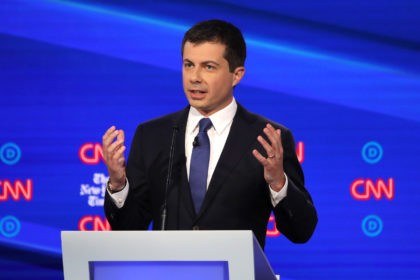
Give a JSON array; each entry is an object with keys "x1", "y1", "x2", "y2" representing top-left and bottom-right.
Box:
[{"x1": 181, "y1": 19, "x2": 246, "y2": 72}]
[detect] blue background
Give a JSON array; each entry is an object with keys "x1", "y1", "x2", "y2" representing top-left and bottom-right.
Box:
[{"x1": 1, "y1": 0, "x2": 420, "y2": 279}]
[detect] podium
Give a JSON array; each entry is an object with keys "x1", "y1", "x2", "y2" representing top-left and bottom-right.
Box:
[{"x1": 61, "y1": 230, "x2": 278, "y2": 280}]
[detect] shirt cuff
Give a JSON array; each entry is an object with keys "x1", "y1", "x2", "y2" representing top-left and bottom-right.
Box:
[
  {"x1": 269, "y1": 173, "x2": 288, "y2": 207},
  {"x1": 107, "y1": 179, "x2": 129, "y2": 209}
]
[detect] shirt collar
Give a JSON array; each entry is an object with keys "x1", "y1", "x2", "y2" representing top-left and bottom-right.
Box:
[{"x1": 187, "y1": 98, "x2": 238, "y2": 136}]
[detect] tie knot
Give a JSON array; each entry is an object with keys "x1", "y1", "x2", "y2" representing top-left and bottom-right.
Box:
[{"x1": 198, "y1": 118, "x2": 212, "y2": 133}]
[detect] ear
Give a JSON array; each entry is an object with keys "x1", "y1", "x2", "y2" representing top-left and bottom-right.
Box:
[{"x1": 232, "y1": 66, "x2": 245, "y2": 87}]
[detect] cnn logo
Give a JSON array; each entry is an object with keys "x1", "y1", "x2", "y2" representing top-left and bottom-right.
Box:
[
  {"x1": 79, "y1": 143, "x2": 103, "y2": 164},
  {"x1": 79, "y1": 215, "x2": 110, "y2": 231},
  {"x1": 350, "y1": 178, "x2": 395, "y2": 200},
  {"x1": 0, "y1": 179, "x2": 33, "y2": 201}
]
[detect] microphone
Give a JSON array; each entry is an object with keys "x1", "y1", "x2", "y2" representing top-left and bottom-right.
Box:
[
  {"x1": 160, "y1": 123, "x2": 178, "y2": 230},
  {"x1": 193, "y1": 136, "x2": 200, "y2": 147}
]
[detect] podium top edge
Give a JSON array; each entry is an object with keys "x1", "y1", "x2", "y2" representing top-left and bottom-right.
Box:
[{"x1": 61, "y1": 230, "x2": 254, "y2": 236}]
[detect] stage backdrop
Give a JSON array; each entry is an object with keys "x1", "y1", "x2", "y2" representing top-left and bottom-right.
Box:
[{"x1": 1, "y1": 0, "x2": 420, "y2": 279}]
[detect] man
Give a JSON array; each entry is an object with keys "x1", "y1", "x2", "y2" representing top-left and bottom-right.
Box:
[{"x1": 103, "y1": 19, "x2": 317, "y2": 248}]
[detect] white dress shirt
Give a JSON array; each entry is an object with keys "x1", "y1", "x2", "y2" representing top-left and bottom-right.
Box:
[{"x1": 109, "y1": 98, "x2": 288, "y2": 208}]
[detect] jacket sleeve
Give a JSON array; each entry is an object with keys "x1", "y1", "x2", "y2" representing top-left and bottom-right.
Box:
[{"x1": 273, "y1": 128, "x2": 318, "y2": 243}]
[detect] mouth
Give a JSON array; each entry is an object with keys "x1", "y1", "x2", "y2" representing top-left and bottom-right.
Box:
[{"x1": 189, "y1": 89, "x2": 207, "y2": 99}]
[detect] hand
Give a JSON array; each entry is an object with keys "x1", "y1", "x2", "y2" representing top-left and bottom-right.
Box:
[
  {"x1": 102, "y1": 126, "x2": 127, "y2": 190},
  {"x1": 252, "y1": 123, "x2": 285, "y2": 192}
]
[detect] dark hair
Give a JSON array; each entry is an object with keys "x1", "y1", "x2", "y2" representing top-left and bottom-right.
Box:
[{"x1": 181, "y1": 19, "x2": 246, "y2": 72}]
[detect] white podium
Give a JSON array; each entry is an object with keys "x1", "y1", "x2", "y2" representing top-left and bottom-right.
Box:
[{"x1": 61, "y1": 230, "x2": 277, "y2": 280}]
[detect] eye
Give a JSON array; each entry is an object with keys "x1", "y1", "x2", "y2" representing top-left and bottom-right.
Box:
[
  {"x1": 205, "y1": 64, "x2": 216, "y2": 70},
  {"x1": 183, "y1": 62, "x2": 193, "y2": 68}
]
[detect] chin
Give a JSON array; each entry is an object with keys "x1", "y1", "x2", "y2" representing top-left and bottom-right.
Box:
[
  {"x1": 190, "y1": 103, "x2": 212, "y2": 115},
  {"x1": 188, "y1": 99, "x2": 206, "y2": 108}
]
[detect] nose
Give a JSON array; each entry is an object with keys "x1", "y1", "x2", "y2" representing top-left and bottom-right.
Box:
[{"x1": 190, "y1": 67, "x2": 202, "y2": 83}]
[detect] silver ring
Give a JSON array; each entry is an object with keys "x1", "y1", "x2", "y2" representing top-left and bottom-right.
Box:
[{"x1": 268, "y1": 154, "x2": 275, "y2": 159}]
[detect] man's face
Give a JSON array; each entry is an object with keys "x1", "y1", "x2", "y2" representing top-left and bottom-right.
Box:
[{"x1": 182, "y1": 41, "x2": 245, "y2": 116}]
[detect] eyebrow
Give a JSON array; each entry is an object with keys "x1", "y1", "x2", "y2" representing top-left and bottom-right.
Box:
[{"x1": 183, "y1": 58, "x2": 220, "y2": 66}]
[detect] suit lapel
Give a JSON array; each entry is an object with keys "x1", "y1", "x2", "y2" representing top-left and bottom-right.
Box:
[{"x1": 196, "y1": 104, "x2": 260, "y2": 218}]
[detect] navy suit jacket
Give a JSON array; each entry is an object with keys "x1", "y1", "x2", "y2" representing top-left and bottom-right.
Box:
[{"x1": 105, "y1": 103, "x2": 317, "y2": 248}]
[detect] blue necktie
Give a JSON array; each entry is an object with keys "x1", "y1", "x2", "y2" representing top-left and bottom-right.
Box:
[{"x1": 190, "y1": 118, "x2": 212, "y2": 213}]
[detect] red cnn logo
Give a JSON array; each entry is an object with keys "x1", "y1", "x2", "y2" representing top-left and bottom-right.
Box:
[
  {"x1": 266, "y1": 214, "x2": 280, "y2": 237},
  {"x1": 0, "y1": 179, "x2": 33, "y2": 201},
  {"x1": 78, "y1": 215, "x2": 111, "y2": 231},
  {"x1": 350, "y1": 178, "x2": 395, "y2": 200},
  {"x1": 79, "y1": 143, "x2": 104, "y2": 164},
  {"x1": 296, "y1": 141, "x2": 304, "y2": 164}
]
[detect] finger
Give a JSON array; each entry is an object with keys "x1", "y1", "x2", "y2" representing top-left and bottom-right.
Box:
[
  {"x1": 102, "y1": 126, "x2": 118, "y2": 148},
  {"x1": 106, "y1": 135, "x2": 124, "y2": 159},
  {"x1": 103, "y1": 131, "x2": 122, "y2": 164},
  {"x1": 257, "y1": 135, "x2": 275, "y2": 157},
  {"x1": 252, "y1": 149, "x2": 269, "y2": 166},
  {"x1": 264, "y1": 124, "x2": 284, "y2": 158},
  {"x1": 105, "y1": 129, "x2": 124, "y2": 152},
  {"x1": 264, "y1": 124, "x2": 280, "y2": 151},
  {"x1": 112, "y1": 145, "x2": 126, "y2": 165},
  {"x1": 103, "y1": 126, "x2": 116, "y2": 141},
  {"x1": 117, "y1": 129, "x2": 125, "y2": 143},
  {"x1": 276, "y1": 129, "x2": 283, "y2": 152}
]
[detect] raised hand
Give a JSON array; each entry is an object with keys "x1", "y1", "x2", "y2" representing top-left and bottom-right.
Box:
[
  {"x1": 102, "y1": 126, "x2": 127, "y2": 191},
  {"x1": 252, "y1": 123, "x2": 286, "y2": 191}
]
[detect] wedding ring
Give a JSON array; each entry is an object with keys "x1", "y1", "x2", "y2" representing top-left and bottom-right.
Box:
[{"x1": 268, "y1": 154, "x2": 275, "y2": 159}]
